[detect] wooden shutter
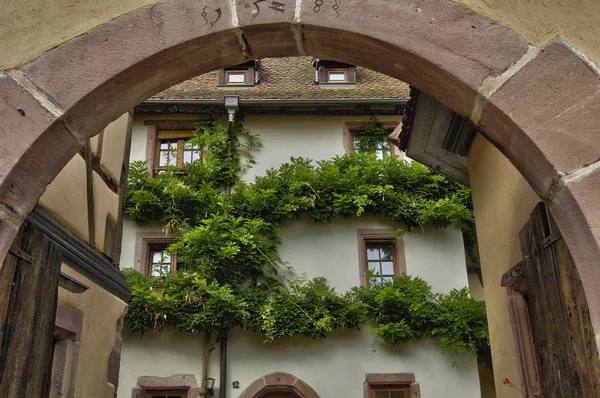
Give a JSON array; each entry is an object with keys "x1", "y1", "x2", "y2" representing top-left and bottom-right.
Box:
[
  {"x1": 517, "y1": 203, "x2": 600, "y2": 396},
  {"x1": 0, "y1": 221, "x2": 63, "y2": 397}
]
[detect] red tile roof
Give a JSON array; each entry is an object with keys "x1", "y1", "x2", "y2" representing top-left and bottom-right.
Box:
[{"x1": 152, "y1": 57, "x2": 410, "y2": 100}]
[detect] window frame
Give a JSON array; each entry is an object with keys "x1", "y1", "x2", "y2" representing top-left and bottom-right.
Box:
[
  {"x1": 357, "y1": 229, "x2": 406, "y2": 286},
  {"x1": 349, "y1": 130, "x2": 397, "y2": 159},
  {"x1": 313, "y1": 59, "x2": 356, "y2": 85},
  {"x1": 369, "y1": 385, "x2": 411, "y2": 398},
  {"x1": 343, "y1": 121, "x2": 403, "y2": 160},
  {"x1": 326, "y1": 67, "x2": 349, "y2": 83},
  {"x1": 147, "y1": 244, "x2": 183, "y2": 276},
  {"x1": 363, "y1": 373, "x2": 419, "y2": 398},
  {"x1": 135, "y1": 232, "x2": 179, "y2": 275},
  {"x1": 145, "y1": 389, "x2": 188, "y2": 398},
  {"x1": 47, "y1": 307, "x2": 83, "y2": 398},
  {"x1": 218, "y1": 61, "x2": 258, "y2": 87},
  {"x1": 154, "y1": 130, "x2": 201, "y2": 173},
  {"x1": 224, "y1": 69, "x2": 252, "y2": 85}
]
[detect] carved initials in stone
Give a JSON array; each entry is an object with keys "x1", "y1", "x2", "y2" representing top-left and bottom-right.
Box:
[
  {"x1": 201, "y1": 6, "x2": 223, "y2": 27},
  {"x1": 245, "y1": 0, "x2": 286, "y2": 19}
]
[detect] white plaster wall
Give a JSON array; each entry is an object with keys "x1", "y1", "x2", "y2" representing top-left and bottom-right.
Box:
[
  {"x1": 118, "y1": 327, "x2": 481, "y2": 398},
  {"x1": 120, "y1": 113, "x2": 478, "y2": 397},
  {"x1": 278, "y1": 216, "x2": 468, "y2": 294},
  {"x1": 119, "y1": 219, "x2": 166, "y2": 269},
  {"x1": 129, "y1": 114, "x2": 403, "y2": 177}
]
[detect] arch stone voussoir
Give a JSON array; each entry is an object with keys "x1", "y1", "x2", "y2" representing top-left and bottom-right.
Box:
[
  {"x1": 296, "y1": 0, "x2": 529, "y2": 119},
  {"x1": 549, "y1": 169, "x2": 600, "y2": 343},
  {"x1": 19, "y1": 0, "x2": 244, "y2": 138},
  {"x1": 480, "y1": 40, "x2": 600, "y2": 198},
  {"x1": 0, "y1": 73, "x2": 83, "y2": 226},
  {"x1": 238, "y1": 372, "x2": 321, "y2": 398}
]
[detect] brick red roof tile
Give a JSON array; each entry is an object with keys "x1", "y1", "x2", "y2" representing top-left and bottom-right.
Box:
[{"x1": 152, "y1": 57, "x2": 409, "y2": 100}]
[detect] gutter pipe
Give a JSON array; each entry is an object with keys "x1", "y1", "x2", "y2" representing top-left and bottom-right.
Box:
[
  {"x1": 220, "y1": 331, "x2": 228, "y2": 398},
  {"x1": 142, "y1": 97, "x2": 408, "y2": 106}
]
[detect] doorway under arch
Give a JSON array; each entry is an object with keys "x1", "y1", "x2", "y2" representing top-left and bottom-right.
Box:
[{"x1": 238, "y1": 372, "x2": 320, "y2": 398}]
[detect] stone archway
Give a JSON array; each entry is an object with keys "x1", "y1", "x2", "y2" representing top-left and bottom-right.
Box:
[
  {"x1": 2, "y1": 0, "x2": 600, "y2": 360},
  {"x1": 238, "y1": 372, "x2": 320, "y2": 398}
]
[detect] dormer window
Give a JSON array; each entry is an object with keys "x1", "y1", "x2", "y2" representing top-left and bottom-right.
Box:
[
  {"x1": 225, "y1": 70, "x2": 251, "y2": 85},
  {"x1": 327, "y1": 68, "x2": 348, "y2": 82},
  {"x1": 312, "y1": 58, "x2": 356, "y2": 87},
  {"x1": 219, "y1": 60, "x2": 260, "y2": 87}
]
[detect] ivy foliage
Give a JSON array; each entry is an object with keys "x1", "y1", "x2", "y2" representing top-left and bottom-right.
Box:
[
  {"x1": 123, "y1": 116, "x2": 489, "y2": 365},
  {"x1": 124, "y1": 269, "x2": 490, "y2": 367}
]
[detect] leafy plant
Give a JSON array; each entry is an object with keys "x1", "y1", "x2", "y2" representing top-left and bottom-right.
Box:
[{"x1": 123, "y1": 117, "x2": 488, "y2": 365}]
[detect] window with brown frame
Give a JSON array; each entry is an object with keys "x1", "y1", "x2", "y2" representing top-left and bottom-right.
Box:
[
  {"x1": 350, "y1": 130, "x2": 395, "y2": 159},
  {"x1": 225, "y1": 69, "x2": 252, "y2": 85},
  {"x1": 363, "y1": 374, "x2": 418, "y2": 398},
  {"x1": 145, "y1": 389, "x2": 188, "y2": 398},
  {"x1": 343, "y1": 122, "x2": 402, "y2": 160},
  {"x1": 369, "y1": 385, "x2": 411, "y2": 398},
  {"x1": 147, "y1": 244, "x2": 185, "y2": 277},
  {"x1": 326, "y1": 68, "x2": 348, "y2": 83},
  {"x1": 218, "y1": 61, "x2": 259, "y2": 86},
  {"x1": 357, "y1": 230, "x2": 406, "y2": 286},
  {"x1": 312, "y1": 59, "x2": 356, "y2": 85},
  {"x1": 155, "y1": 131, "x2": 201, "y2": 173}
]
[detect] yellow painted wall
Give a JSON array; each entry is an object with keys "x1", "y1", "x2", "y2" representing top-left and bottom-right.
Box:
[
  {"x1": 58, "y1": 263, "x2": 127, "y2": 397},
  {"x1": 101, "y1": 113, "x2": 131, "y2": 182},
  {"x1": 0, "y1": 0, "x2": 160, "y2": 70},
  {"x1": 2, "y1": 0, "x2": 600, "y2": 71},
  {"x1": 39, "y1": 155, "x2": 89, "y2": 243},
  {"x1": 467, "y1": 134, "x2": 540, "y2": 397},
  {"x1": 39, "y1": 114, "x2": 130, "y2": 261},
  {"x1": 92, "y1": 172, "x2": 120, "y2": 253},
  {"x1": 452, "y1": 0, "x2": 600, "y2": 63}
]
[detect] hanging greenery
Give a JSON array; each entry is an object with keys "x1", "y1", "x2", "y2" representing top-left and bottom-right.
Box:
[{"x1": 123, "y1": 116, "x2": 489, "y2": 366}]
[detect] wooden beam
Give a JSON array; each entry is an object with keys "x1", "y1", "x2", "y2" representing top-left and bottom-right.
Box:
[
  {"x1": 84, "y1": 140, "x2": 96, "y2": 246},
  {"x1": 0, "y1": 221, "x2": 62, "y2": 397},
  {"x1": 78, "y1": 149, "x2": 119, "y2": 194}
]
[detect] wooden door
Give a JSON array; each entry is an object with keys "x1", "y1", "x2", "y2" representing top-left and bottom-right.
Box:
[
  {"x1": 518, "y1": 203, "x2": 600, "y2": 397},
  {"x1": 261, "y1": 393, "x2": 299, "y2": 398},
  {"x1": 0, "y1": 221, "x2": 62, "y2": 397}
]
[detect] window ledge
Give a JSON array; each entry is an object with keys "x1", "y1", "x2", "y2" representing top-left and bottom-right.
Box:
[
  {"x1": 319, "y1": 83, "x2": 357, "y2": 89},
  {"x1": 217, "y1": 84, "x2": 255, "y2": 88}
]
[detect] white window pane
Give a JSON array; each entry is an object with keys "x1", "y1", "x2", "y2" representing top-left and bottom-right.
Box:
[
  {"x1": 228, "y1": 73, "x2": 246, "y2": 83},
  {"x1": 382, "y1": 276, "x2": 393, "y2": 283},
  {"x1": 328, "y1": 71, "x2": 346, "y2": 81},
  {"x1": 367, "y1": 247, "x2": 380, "y2": 260},
  {"x1": 193, "y1": 150, "x2": 201, "y2": 161},
  {"x1": 159, "y1": 151, "x2": 169, "y2": 167},
  {"x1": 151, "y1": 265, "x2": 163, "y2": 277},
  {"x1": 183, "y1": 151, "x2": 192, "y2": 164},
  {"x1": 152, "y1": 251, "x2": 163, "y2": 262},
  {"x1": 381, "y1": 261, "x2": 394, "y2": 275},
  {"x1": 376, "y1": 150, "x2": 384, "y2": 160},
  {"x1": 381, "y1": 246, "x2": 393, "y2": 261},
  {"x1": 160, "y1": 142, "x2": 169, "y2": 150},
  {"x1": 368, "y1": 261, "x2": 379, "y2": 272}
]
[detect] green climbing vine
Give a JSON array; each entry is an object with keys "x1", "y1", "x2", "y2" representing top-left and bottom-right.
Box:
[{"x1": 123, "y1": 116, "x2": 489, "y2": 367}]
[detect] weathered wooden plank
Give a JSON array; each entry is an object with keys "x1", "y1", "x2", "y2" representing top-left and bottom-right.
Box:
[
  {"x1": 555, "y1": 237, "x2": 600, "y2": 396},
  {"x1": 519, "y1": 203, "x2": 600, "y2": 397},
  {"x1": 0, "y1": 221, "x2": 62, "y2": 397}
]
